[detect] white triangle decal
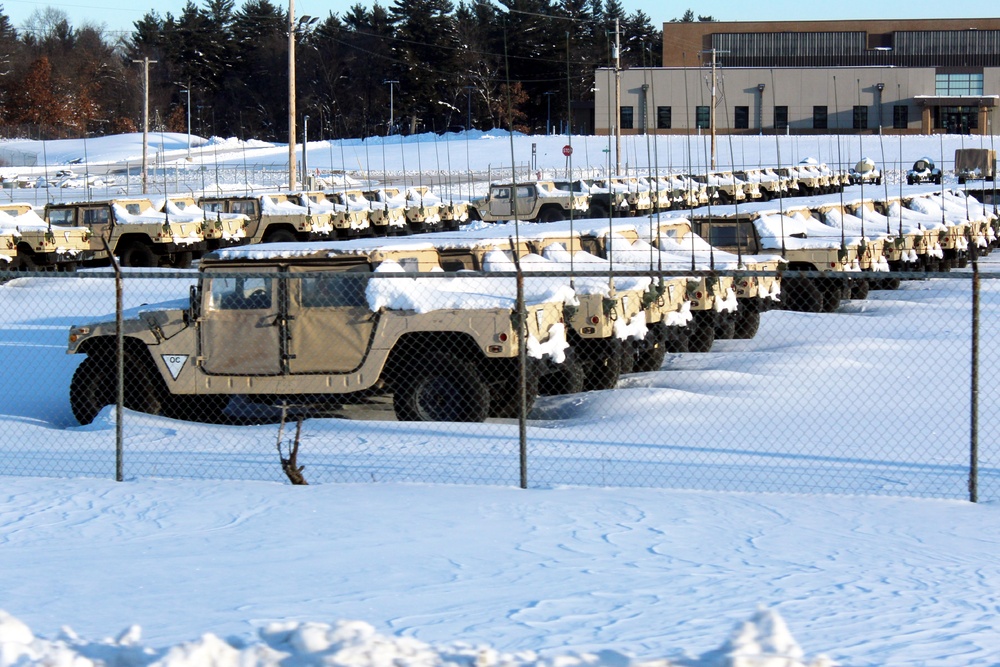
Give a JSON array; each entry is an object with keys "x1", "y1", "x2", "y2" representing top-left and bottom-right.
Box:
[{"x1": 161, "y1": 354, "x2": 189, "y2": 380}]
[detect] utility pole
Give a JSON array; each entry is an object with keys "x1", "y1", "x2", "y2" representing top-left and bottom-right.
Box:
[
  {"x1": 288, "y1": 0, "x2": 297, "y2": 191},
  {"x1": 302, "y1": 115, "x2": 309, "y2": 186},
  {"x1": 710, "y1": 48, "x2": 717, "y2": 169},
  {"x1": 132, "y1": 57, "x2": 157, "y2": 194},
  {"x1": 385, "y1": 80, "x2": 399, "y2": 134},
  {"x1": 614, "y1": 18, "x2": 621, "y2": 174}
]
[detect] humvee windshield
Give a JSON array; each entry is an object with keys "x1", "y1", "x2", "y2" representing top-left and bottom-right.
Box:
[{"x1": 48, "y1": 209, "x2": 76, "y2": 226}]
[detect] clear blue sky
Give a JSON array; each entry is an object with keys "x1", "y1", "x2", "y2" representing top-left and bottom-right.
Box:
[{"x1": 0, "y1": 0, "x2": 992, "y2": 37}]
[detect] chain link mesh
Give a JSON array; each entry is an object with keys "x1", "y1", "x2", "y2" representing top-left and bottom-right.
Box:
[{"x1": 1, "y1": 263, "x2": 997, "y2": 500}]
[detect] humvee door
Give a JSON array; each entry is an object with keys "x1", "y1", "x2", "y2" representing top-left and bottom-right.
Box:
[
  {"x1": 201, "y1": 267, "x2": 282, "y2": 375},
  {"x1": 286, "y1": 264, "x2": 378, "y2": 374}
]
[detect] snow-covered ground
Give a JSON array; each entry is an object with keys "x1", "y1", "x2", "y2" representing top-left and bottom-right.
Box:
[{"x1": 1, "y1": 131, "x2": 1000, "y2": 666}]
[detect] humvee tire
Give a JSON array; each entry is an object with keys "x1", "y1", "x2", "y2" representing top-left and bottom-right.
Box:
[
  {"x1": 850, "y1": 278, "x2": 870, "y2": 300},
  {"x1": 538, "y1": 207, "x2": 565, "y2": 223},
  {"x1": 69, "y1": 356, "x2": 115, "y2": 425},
  {"x1": 714, "y1": 311, "x2": 737, "y2": 340},
  {"x1": 818, "y1": 281, "x2": 842, "y2": 313},
  {"x1": 70, "y1": 349, "x2": 166, "y2": 424},
  {"x1": 733, "y1": 305, "x2": 761, "y2": 339},
  {"x1": 538, "y1": 348, "x2": 585, "y2": 395},
  {"x1": 393, "y1": 354, "x2": 490, "y2": 422},
  {"x1": 119, "y1": 242, "x2": 156, "y2": 268},
  {"x1": 264, "y1": 229, "x2": 297, "y2": 244},
  {"x1": 487, "y1": 358, "x2": 540, "y2": 418},
  {"x1": 688, "y1": 310, "x2": 716, "y2": 353},
  {"x1": 633, "y1": 325, "x2": 669, "y2": 372},
  {"x1": 173, "y1": 251, "x2": 194, "y2": 269},
  {"x1": 580, "y1": 337, "x2": 622, "y2": 391}
]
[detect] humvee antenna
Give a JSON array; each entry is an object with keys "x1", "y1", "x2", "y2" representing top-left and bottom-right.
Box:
[
  {"x1": 770, "y1": 68, "x2": 787, "y2": 259},
  {"x1": 833, "y1": 76, "x2": 847, "y2": 248}
]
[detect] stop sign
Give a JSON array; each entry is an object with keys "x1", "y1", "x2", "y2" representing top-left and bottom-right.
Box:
[{"x1": 562, "y1": 145, "x2": 573, "y2": 157}]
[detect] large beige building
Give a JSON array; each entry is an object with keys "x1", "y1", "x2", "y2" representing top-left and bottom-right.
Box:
[{"x1": 595, "y1": 19, "x2": 1000, "y2": 136}]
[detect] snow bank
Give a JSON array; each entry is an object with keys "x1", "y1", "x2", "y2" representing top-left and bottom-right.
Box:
[{"x1": 0, "y1": 608, "x2": 833, "y2": 667}]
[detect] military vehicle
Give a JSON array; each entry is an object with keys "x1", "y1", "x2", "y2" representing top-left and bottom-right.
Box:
[
  {"x1": 0, "y1": 203, "x2": 92, "y2": 270},
  {"x1": 365, "y1": 187, "x2": 443, "y2": 233},
  {"x1": 736, "y1": 169, "x2": 789, "y2": 202},
  {"x1": 67, "y1": 238, "x2": 569, "y2": 424},
  {"x1": 350, "y1": 189, "x2": 408, "y2": 235},
  {"x1": 646, "y1": 217, "x2": 780, "y2": 341},
  {"x1": 849, "y1": 158, "x2": 882, "y2": 186},
  {"x1": 906, "y1": 157, "x2": 942, "y2": 185},
  {"x1": 955, "y1": 148, "x2": 996, "y2": 184},
  {"x1": 45, "y1": 198, "x2": 206, "y2": 268},
  {"x1": 552, "y1": 179, "x2": 630, "y2": 219},
  {"x1": 694, "y1": 207, "x2": 865, "y2": 313},
  {"x1": 199, "y1": 193, "x2": 335, "y2": 245},
  {"x1": 298, "y1": 191, "x2": 371, "y2": 238},
  {"x1": 469, "y1": 181, "x2": 588, "y2": 224},
  {"x1": 158, "y1": 197, "x2": 248, "y2": 252}
]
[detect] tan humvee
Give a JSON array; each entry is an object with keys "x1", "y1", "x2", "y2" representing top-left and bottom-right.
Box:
[
  {"x1": 0, "y1": 203, "x2": 92, "y2": 270},
  {"x1": 470, "y1": 181, "x2": 588, "y2": 223},
  {"x1": 366, "y1": 187, "x2": 442, "y2": 233},
  {"x1": 159, "y1": 197, "x2": 248, "y2": 252},
  {"x1": 694, "y1": 207, "x2": 864, "y2": 313},
  {"x1": 338, "y1": 189, "x2": 407, "y2": 236},
  {"x1": 45, "y1": 198, "x2": 205, "y2": 268},
  {"x1": 650, "y1": 218, "x2": 778, "y2": 342},
  {"x1": 199, "y1": 193, "x2": 335, "y2": 245},
  {"x1": 67, "y1": 239, "x2": 568, "y2": 424},
  {"x1": 299, "y1": 191, "x2": 371, "y2": 238}
]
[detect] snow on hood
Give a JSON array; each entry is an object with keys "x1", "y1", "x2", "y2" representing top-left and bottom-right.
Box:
[
  {"x1": 0, "y1": 207, "x2": 49, "y2": 232},
  {"x1": 112, "y1": 203, "x2": 170, "y2": 225},
  {"x1": 261, "y1": 195, "x2": 311, "y2": 216},
  {"x1": 755, "y1": 212, "x2": 861, "y2": 250},
  {"x1": 0, "y1": 608, "x2": 833, "y2": 667}
]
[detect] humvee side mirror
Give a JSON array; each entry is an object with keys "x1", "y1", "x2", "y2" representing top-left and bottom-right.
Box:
[{"x1": 189, "y1": 285, "x2": 201, "y2": 320}]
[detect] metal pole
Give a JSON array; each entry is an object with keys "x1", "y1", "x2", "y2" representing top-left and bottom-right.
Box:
[
  {"x1": 131, "y1": 57, "x2": 157, "y2": 194},
  {"x1": 710, "y1": 48, "x2": 717, "y2": 169},
  {"x1": 302, "y1": 114, "x2": 309, "y2": 186},
  {"x1": 288, "y1": 0, "x2": 297, "y2": 191},
  {"x1": 614, "y1": 18, "x2": 621, "y2": 174},
  {"x1": 385, "y1": 80, "x2": 399, "y2": 134},
  {"x1": 465, "y1": 85, "x2": 473, "y2": 131},
  {"x1": 970, "y1": 255, "x2": 980, "y2": 502}
]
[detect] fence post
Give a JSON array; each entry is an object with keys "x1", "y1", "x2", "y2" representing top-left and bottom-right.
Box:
[
  {"x1": 103, "y1": 240, "x2": 125, "y2": 482},
  {"x1": 970, "y1": 252, "x2": 980, "y2": 502},
  {"x1": 512, "y1": 250, "x2": 528, "y2": 489}
]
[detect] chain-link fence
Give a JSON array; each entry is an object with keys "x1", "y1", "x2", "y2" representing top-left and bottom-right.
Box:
[{"x1": 1, "y1": 263, "x2": 998, "y2": 500}]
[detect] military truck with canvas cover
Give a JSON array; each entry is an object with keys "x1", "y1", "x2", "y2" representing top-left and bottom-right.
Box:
[
  {"x1": 0, "y1": 203, "x2": 92, "y2": 270},
  {"x1": 67, "y1": 238, "x2": 570, "y2": 424},
  {"x1": 199, "y1": 193, "x2": 335, "y2": 245},
  {"x1": 45, "y1": 198, "x2": 205, "y2": 268},
  {"x1": 158, "y1": 197, "x2": 248, "y2": 251},
  {"x1": 693, "y1": 207, "x2": 865, "y2": 313},
  {"x1": 470, "y1": 181, "x2": 588, "y2": 224},
  {"x1": 955, "y1": 148, "x2": 996, "y2": 183}
]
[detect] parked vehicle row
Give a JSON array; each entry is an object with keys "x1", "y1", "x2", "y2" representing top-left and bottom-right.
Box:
[{"x1": 63, "y1": 186, "x2": 997, "y2": 426}]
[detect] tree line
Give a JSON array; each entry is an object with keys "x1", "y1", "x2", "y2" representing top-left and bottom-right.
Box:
[{"x1": 0, "y1": 2, "x2": 717, "y2": 142}]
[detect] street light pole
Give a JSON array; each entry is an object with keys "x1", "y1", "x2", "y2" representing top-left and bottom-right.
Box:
[
  {"x1": 288, "y1": 0, "x2": 297, "y2": 191},
  {"x1": 385, "y1": 80, "x2": 399, "y2": 134},
  {"x1": 544, "y1": 91, "x2": 555, "y2": 135},
  {"x1": 465, "y1": 85, "x2": 475, "y2": 131},
  {"x1": 131, "y1": 56, "x2": 157, "y2": 194},
  {"x1": 302, "y1": 114, "x2": 309, "y2": 186},
  {"x1": 180, "y1": 86, "x2": 191, "y2": 158}
]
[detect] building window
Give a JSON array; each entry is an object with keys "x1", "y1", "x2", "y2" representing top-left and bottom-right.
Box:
[
  {"x1": 734, "y1": 106, "x2": 749, "y2": 129},
  {"x1": 696, "y1": 106, "x2": 710, "y2": 129},
  {"x1": 657, "y1": 106, "x2": 672, "y2": 129},
  {"x1": 935, "y1": 72, "x2": 984, "y2": 96},
  {"x1": 893, "y1": 105, "x2": 909, "y2": 129},
  {"x1": 774, "y1": 106, "x2": 788, "y2": 130},
  {"x1": 813, "y1": 106, "x2": 828, "y2": 129},
  {"x1": 853, "y1": 105, "x2": 868, "y2": 130},
  {"x1": 620, "y1": 106, "x2": 634, "y2": 130}
]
